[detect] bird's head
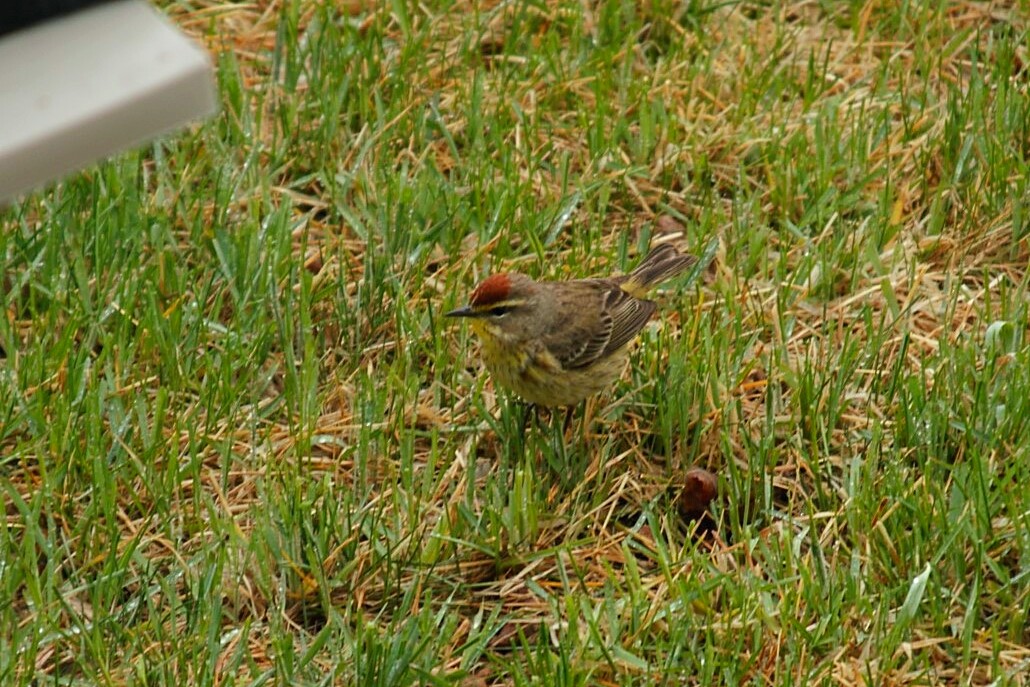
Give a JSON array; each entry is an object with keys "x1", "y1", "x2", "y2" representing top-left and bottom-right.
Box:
[{"x1": 445, "y1": 273, "x2": 538, "y2": 339}]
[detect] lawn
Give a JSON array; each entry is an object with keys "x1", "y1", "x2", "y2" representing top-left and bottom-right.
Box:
[{"x1": 2, "y1": 1, "x2": 1029, "y2": 685}]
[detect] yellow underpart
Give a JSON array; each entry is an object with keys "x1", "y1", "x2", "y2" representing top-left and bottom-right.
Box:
[{"x1": 470, "y1": 320, "x2": 629, "y2": 407}]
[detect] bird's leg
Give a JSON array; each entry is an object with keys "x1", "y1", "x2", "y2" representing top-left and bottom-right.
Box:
[
  {"x1": 562, "y1": 404, "x2": 577, "y2": 436},
  {"x1": 526, "y1": 403, "x2": 567, "y2": 474},
  {"x1": 561, "y1": 400, "x2": 595, "y2": 447},
  {"x1": 516, "y1": 401, "x2": 543, "y2": 437},
  {"x1": 516, "y1": 401, "x2": 530, "y2": 437},
  {"x1": 580, "y1": 396, "x2": 601, "y2": 444}
]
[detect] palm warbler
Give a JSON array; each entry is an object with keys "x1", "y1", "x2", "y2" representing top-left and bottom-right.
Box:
[{"x1": 446, "y1": 243, "x2": 697, "y2": 407}]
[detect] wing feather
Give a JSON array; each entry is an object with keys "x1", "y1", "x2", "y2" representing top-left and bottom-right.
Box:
[
  {"x1": 596, "y1": 288, "x2": 656, "y2": 360},
  {"x1": 542, "y1": 282, "x2": 656, "y2": 370}
]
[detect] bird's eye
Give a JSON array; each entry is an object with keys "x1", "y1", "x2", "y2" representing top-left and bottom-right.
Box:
[{"x1": 489, "y1": 305, "x2": 513, "y2": 317}]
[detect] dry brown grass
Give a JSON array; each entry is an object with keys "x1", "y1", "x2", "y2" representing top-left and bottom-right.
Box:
[{"x1": 4, "y1": 0, "x2": 1028, "y2": 684}]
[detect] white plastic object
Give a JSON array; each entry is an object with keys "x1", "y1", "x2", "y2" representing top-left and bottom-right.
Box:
[{"x1": 0, "y1": 0, "x2": 216, "y2": 203}]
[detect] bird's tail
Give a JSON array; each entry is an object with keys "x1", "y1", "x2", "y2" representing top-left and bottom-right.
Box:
[{"x1": 620, "y1": 243, "x2": 697, "y2": 298}]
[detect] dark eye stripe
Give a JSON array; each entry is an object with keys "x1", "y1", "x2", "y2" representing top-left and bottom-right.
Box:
[{"x1": 489, "y1": 305, "x2": 513, "y2": 316}]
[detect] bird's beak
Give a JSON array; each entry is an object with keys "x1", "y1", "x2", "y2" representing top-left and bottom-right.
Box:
[{"x1": 445, "y1": 305, "x2": 478, "y2": 318}]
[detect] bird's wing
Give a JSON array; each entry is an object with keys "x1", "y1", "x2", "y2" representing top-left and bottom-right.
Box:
[
  {"x1": 546, "y1": 282, "x2": 656, "y2": 370},
  {"x1": 596, "y1": 286, "x2": 657, "y2": 359}
]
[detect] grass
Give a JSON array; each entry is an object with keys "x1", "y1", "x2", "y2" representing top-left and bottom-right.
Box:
[{"x1": 2, "y1": 0, "x2": 1029, "y2": 684}]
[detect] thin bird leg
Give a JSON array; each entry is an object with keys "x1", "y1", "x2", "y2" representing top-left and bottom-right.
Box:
[
  {"x1": 562, "y1": 399, "x2": 593, "y2": 445},
  {"x1": 562, "y1": 404, "x2": 577, "y2": 435},
  {"x1": 516, "y1": 401, "x2": 542, "y2": 438}
]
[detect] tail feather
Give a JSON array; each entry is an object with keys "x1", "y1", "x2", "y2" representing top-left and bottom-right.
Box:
[{"x1": 620, "y1": 243, "x2": 697, "y2": 297}]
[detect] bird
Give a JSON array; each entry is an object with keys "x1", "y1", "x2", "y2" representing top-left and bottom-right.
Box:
[{"x1": 445, "y1": 242, "x2": 697, "y2": 407}]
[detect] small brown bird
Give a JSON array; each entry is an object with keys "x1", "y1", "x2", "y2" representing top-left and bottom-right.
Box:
[{"x1": 446, "y1": 243, "x2": 697, "y2": 407}]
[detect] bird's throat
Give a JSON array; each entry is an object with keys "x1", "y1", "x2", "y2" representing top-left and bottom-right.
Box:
[{"x1": 470, "y1": 320, "x2": 519, "y2": 366}]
